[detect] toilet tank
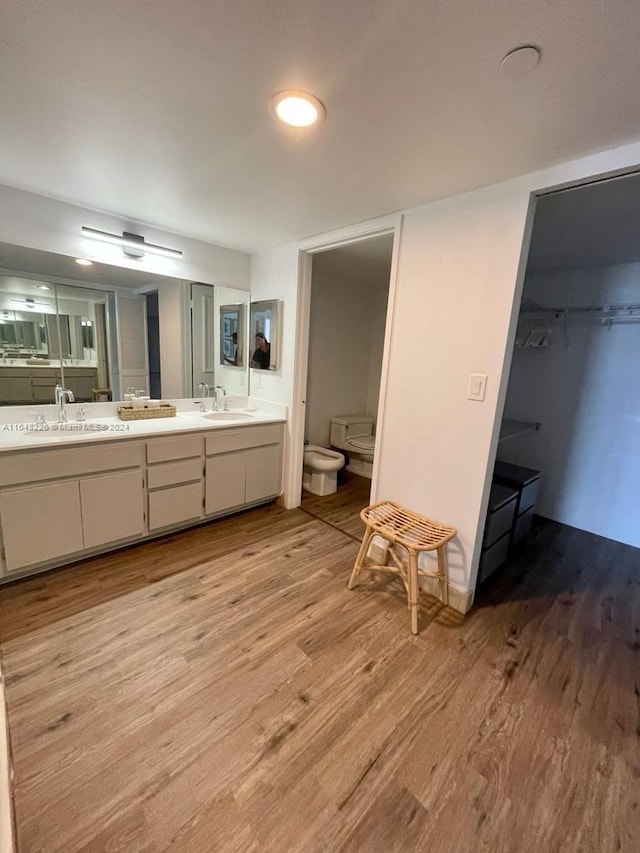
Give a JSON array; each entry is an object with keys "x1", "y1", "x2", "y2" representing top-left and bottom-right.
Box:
[{"x1": 330, "y1": 415, "x2": 374, "y2": 448}]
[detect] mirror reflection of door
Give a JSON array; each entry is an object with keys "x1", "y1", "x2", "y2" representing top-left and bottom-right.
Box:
[
  {"x1": 220, "y1": 304, "x2": 244, "y2": 367},
  {"x1": 190, "y1": 283, "x2": 216, "y2": 394}
]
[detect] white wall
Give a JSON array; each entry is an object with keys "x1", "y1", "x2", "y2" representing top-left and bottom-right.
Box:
[
  {"x1": 366, "y1": 286, "x2": 389, "y2": 418},
  {"x1": 305, "y1": 268, "x2": 387, "y2": 447},
  {"x1": 248, "y1": 244, "x2": 299, "y2": 407},
  {"x1": 500, "y1": 263, "x2": 640, "y2": 547},
  {"x1": 0, "y1": 185, "x2": 250, "y2": 287},
  {"x1": 214, "y1": 285, "x2": 249, "y2": 396},
  {"x1": 251, "y1": 139, "x2": 640, "y2": 600}
]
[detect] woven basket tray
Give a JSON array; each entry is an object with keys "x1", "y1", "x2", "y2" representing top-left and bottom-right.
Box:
[{"x1": 116, "y1": 403, "x2": 177, "y2": 421}]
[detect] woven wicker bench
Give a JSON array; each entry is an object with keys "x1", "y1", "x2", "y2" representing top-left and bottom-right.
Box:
[{"x1": 348, "y1": 500, "x2": 457, "y2": 634}]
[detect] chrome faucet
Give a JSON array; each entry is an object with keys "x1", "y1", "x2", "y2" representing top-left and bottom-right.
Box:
[
  {"x1": 198, "y1": 382, "x2": 211, "y2": 398},
  {"x1": 54, "y1": 383, "x2": 75, "y2": 423},
  {"x1": 213, "y1": 385, "x2": 227, "y2": 412}
]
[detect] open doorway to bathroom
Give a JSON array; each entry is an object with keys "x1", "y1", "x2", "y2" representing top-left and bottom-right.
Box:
[{"x1": 300, "y1": 233, "x2": 394, "y2": 535}]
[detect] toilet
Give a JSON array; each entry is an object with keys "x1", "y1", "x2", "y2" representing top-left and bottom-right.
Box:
[
  {"x1": 330, "y1": 416, "x2": 376, "y2": 478},
  {"x1": 302, "y1": 445, "x2": 345, "y2": 496}
]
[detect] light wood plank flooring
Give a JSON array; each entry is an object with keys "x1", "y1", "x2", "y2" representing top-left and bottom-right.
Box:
[
  {"x1": 0, "y1": 506, "x2": 638, "y2": 852},
  {"x1": 300, "y1": 471, "x2": 371, "y2": 540}
]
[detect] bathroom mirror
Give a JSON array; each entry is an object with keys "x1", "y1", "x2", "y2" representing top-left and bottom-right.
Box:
[
  {"x1": 0, "y1": 240, "x2": 251, "y2": 404},
  {"x1": 249, "y1": 299, "x2": 279, "y2": 371}
]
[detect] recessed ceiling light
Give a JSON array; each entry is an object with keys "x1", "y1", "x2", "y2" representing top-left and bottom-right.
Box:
[
  {"x1": 75, "y1": 258, "x2": 93, "y2": 266},
  {"x1": 270, "y1": 90, "x2": 326, "y2": 128},
  {"x1": 499, "y1": 45, "x2": 541, "y2": 78},
  {"x1": 36, "y1": 284, "x2": 51, "y2": 291}
]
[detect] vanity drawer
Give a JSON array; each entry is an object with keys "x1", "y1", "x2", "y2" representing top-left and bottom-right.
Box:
[
  {"x1": 146, "y1": 434, "x2": 202, "y2": 464},
  {"x1": 0, "y1": 442, "x2": 144, "y2": 485},
  {"x1": 205, "y1": 423, "x2": 283, "y2": 456},
  {"x1": 147, "y1": 458, "x2": 202, "y2": 490},
  {"x1": 148, "y1": 482, "x2": 203, "y2": 530}
]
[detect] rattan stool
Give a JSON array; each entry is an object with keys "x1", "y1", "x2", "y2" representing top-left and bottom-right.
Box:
[
  {"x1": 348, "y1": 500, "x2": 457, "y2": 634},
  {"x1": 92, "y1": 387, "x2": 112, "y2": 402}
]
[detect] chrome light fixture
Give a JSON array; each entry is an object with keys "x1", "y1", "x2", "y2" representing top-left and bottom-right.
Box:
[
  {"x1": 81, "y1": 226, "x2": 183, "y2": 259},
  {"x1": 10, "y1": 298, "x2": 50, "y2": 309}
]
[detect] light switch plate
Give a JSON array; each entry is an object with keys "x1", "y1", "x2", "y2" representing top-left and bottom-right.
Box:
[{"x1": 468, "y1": 374, "x2": 488, "y2": 401}]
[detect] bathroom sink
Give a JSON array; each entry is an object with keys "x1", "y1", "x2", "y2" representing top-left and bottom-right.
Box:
[{"x1": 202, "y1": 411, "x2": 255, "y2": 421}]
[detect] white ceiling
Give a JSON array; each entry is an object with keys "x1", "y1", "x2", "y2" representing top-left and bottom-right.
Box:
[
  {"x1": 527, "y1": 171, "x2": 640, "y2": 272},
  {"x1": 1, "y1": 1, "x2": 640, "y2": 253}
]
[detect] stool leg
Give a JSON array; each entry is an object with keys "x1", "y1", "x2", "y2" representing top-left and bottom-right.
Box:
[
  {"x1": 409, "y1": 550, "x2": 419, "y2": 635},
  {"x1": 437, "y1": 546, "x2": 449, "y2": 606},
  {"x1": 348, "y1": 526, "x2": 375, "y2": 589}
]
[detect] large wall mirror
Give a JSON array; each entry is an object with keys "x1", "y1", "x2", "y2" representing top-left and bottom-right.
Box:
[{"x1": 0, "y1": 242, "x2": 252, "y2": 407}]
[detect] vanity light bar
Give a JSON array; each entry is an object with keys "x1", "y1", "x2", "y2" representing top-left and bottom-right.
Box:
[
  {"x1": 81, "y1": 226, "x2": 183, "y2": 259},
  {"x1": 10, "y1": 298, "x2": 50, "y2": 308}
]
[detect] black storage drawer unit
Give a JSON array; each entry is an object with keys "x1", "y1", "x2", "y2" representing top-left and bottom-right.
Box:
[
  {"x1": 483, "y1": 484, "x2": 519, "y2": 547},
  {"x1": 479, "y1": 484, "x2": 518, "y2": 583},
  {"x1": 493, "y1": 461, "x2": 541, "y2": 545}
]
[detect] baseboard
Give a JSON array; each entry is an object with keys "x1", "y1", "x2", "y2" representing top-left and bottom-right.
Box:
[
  {"x1": 419, "y1": 575, "x2": 474, "y2": 614},
  {"x1": 0, "y1": 666, "x2": 15, "y2": 853},
  {"x1": 446, "y1": 584, "x2": 474, "y2": 615}
]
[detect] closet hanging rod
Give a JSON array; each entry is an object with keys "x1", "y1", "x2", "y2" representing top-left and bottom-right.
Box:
[{"x1": 521, "y1": 301, "x2": 640, "y2": 316}]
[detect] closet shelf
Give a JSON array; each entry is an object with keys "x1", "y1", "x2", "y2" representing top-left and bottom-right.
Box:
[{"x1": 499, "y1": 419, "x2": 541, "y2": 443}]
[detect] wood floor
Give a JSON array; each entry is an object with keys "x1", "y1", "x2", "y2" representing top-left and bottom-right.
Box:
[
  {"x1": 0, "y1": 502, "x2": 639, "y2": 852},
  {"x1": 300, "y1": 471, "x2": 371, "y2": 540}
]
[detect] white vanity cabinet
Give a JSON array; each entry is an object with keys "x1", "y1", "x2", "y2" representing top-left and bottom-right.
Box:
[
  {"x1": 0, "y1": 418, "x2": 285, "y2": 580},
  {"x1": 0, "y1": 443, "x2": 145, "y2": 573},
  {"x1": 146, "y1": 434, "x2": 204, "y2": 531},
  {"x1": 204, "y1": 423, "x2": 282, "y2": 515}
]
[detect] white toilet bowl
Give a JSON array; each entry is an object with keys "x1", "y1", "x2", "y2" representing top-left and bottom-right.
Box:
[{"x1": 303, "y1": 445, "x2": 345, "y2": 496}]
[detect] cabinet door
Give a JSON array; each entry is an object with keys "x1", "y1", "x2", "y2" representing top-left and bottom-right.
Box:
[
  {"x1": 0, "y1": 481, "x2": 83, "y2": 571},
  {"x1": 31, "y1": 378, "x2": 58, "y2": 402},
  {"x1": 0, "y1": 376, "x2": 33, "y2": 404},
  {"x1": 65, "y1": 371, "x2": 97, "y2": 402},
  {"x1": 245, "y1": 444, "x2": 281, "y2": 503},
  {"x1": 205, "y1": 452, "x2": 245, "y2": 515},
  {"x1": 80, "y1": 470, "x2": 144, "y2": 549},
  {"x1": 149, "y1": 482, "x2": 203, "y2": 530}
]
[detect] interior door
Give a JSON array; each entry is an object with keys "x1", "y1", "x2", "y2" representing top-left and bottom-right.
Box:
[
  {"x1": 190, "y1": 283, "x2": 216, "y2": 395},
  {"x1": 114, "y1": 292, "x2": 149, "y2": 399}
]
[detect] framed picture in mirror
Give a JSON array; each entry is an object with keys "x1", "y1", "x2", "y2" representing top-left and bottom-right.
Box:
[
  {"x1": 219, "y1": 303, "x2": 245, "y2": 367},
  {"x1": 249, "y1": 299, "x2": 279, "y2": 371}
]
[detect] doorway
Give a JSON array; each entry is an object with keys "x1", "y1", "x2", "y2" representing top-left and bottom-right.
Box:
[
  {"x1": 480, "y1": 170, "x2": 640, "y2": 590},
  {"x1": 300, "y1": 232, "x2": 395, "y2": 531},
  {"x1": 145, "y1": 291, "x2": 161, "y2": 398}
]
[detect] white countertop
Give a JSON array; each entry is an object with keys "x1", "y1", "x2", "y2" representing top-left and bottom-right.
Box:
[{"x1": 0, "y1": 400, "x2": 286, "y2": 452}]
